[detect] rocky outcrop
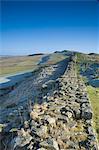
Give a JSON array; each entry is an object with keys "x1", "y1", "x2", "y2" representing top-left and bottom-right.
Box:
[{"x1": 1, "y1": 56, "x2": 98, "y2": 150}]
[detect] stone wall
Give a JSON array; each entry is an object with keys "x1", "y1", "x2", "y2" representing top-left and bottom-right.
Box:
[{"x1": 6, "y1": 56, "x2": 98, "y2": 150}]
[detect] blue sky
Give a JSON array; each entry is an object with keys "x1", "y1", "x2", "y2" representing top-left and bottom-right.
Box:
[{"x1": 1, "y1": 0, "x2": 99, "y2": 55}]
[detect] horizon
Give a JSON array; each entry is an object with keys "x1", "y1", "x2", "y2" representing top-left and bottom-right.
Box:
[
  {"x1": 1, "y1": 1, "x2": 99, "y2": 55},
  {"x1": 0, "y1": 49, "x2": 98, "y2": 57}
]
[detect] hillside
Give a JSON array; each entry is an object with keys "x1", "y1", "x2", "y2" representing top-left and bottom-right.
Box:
[
  {"x1": 76, "y1": 52, "x2": 99, "y2": 143},
  {"x1": 0, "y1": 51, "x2": 99, "y2": 150},
  {"x1": 0, "y1": 52, "x2": 67, "y2": 77},
  {"x1": 0, "y1": 55, "x2": 43, "y2": 76}
]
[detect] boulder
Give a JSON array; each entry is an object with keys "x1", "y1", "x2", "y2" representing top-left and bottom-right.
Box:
[
  {"x1": 81, "y1": 103, "x2": 90, "y2": 109},
  {"x1": 30, "y1": 120, "x2": 38, "y2": 129},
  {"x1": 12, "y1": 129, "x2": 32, "y2": 148},
  {"x1": 44, "y1": 115, "x2": 56, "y2": 127},
  {"x1": 37, "y1": 125, "x2": 48, "y2": 138},
  {"x1": 24, "y1": 121, "x2": 29, "y2": 129},
  {"x1": 74, "y1": 109, "x2": 81, "y2": 119},
  {"x1": 40, "y1": 138, "x2": 59, "y2": 150},
  {"x1": 81, "y1": 109, "x2": 92, "y2": 120},
  {"x1": 85, "y1": 120, "x2": 92, "y2": 126},
  {"x1": 30, "y1": 111, "x2": 39, "y2": 121},
  {"x1": 66, "y1": 111, "x2": 73, "y2": 118},
  {"x1": 52, "y1": 139, "x2": 59, "y2": 150},
  {"x1": 57, "y1": 115, "x2": 69, "y2": 123},
  {"x1": 41, "y1": 102, "x2": 48, "y2": 111},
  {"x1": 60, "y1": 106, "x2": 73, "y2": 117},
  {"x1": 86, "y1": 126, "x2": 94, "y2": 135}
]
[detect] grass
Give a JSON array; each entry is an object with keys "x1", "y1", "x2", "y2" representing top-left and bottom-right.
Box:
[
  {"x1": 76, "y1": 53, "x2": 99, "y2": 63},
  {"x1": 46, "y1": 53, "x2": 68, "y2": 65},
  {"x1": 87, "y1": 86, "x2": 99, "y2": 141},
  {"x1": 0, "y1": 53, "x2": 68, "y2": 76},
  {"x1": 0, "y1": 55, "x2": 42, "y2": 76},
  {"x1": 76, "y1": 53, "x2": 99, "y2": 141}
]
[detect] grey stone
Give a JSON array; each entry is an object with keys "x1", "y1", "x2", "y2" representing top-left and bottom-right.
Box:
[
  {"x1": 86, "y1": 126, "x2": 94, "y2": 135},
  {"x1": 12, "y1": 133, "x2": 32, "y2": 149},
  {"x1": 81, "y1": 108, "x2": 92, "y2": 120},
  {"x1": 57, "y1": 115, "x2": 68, "y2": 123},
  {"x1": 85, "y1": 120, "x2": 92, "y2": 126},
  {"x1": 81, "y1": 102, "x2": 90, "y2": 109},
  {"x1": 36, "y1": 125, "x2": 48, "y2": 138},
  {"x1": 66, "y1": 111, "x2": 73, "y2": 118},
  {"x1": 60, "y1": 106, "x2": 73, "y2": 117},
  {"x1": 74, "y1": 109, "x2": 81, "y2": 119},
  {"x1": 40, "y1": 138, "x2": 59, "y2": 150}
]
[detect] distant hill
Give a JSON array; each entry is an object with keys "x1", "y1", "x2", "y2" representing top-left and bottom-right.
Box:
[
  {"x1": 88, "y1": 53, "x2": 99, "y2": 56},
  {"x1": 0, "y1": 50, "x2": 99, "y2": 78},
  {"x1": 28, "y1": 53, "x2": 44, "y2": 56}
]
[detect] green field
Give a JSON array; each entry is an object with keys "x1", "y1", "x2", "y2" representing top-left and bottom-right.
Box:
[
  {"x1": 87, "y1": 86, "x2": 99, "y2": 141},
  {"x1": 76, "y1": 53, "x2": 99, "y2": 142}
]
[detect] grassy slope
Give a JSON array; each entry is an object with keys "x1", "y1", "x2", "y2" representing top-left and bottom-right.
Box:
[
  {"x1": 0, "y1": 53, "x2": 68, "y2": 76},
  {"x1": 87, "y1": 86, "x2": 99, "y2": 141},
  {"x1": 46, "y1": 53, "x2": 68, "y2": 65},
  {"x1": 0, "y1": 55, "x2": 42, "y2": 76},
  {"x1": 76, "y1": 53, "x2": 99, "y2": 141}
]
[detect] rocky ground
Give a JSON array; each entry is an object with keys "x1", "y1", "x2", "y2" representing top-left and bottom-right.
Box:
[
  {"x1": 0, "y1": 59, "x2": 68, "y2": 123},
  {"x1": 0, "y1": 55, "x2": 98, "y2": 150}
]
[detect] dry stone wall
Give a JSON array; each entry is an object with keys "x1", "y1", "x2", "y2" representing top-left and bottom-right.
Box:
[{"x1": 9, "y1": 56, "x2": 98, "y2": 150}]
